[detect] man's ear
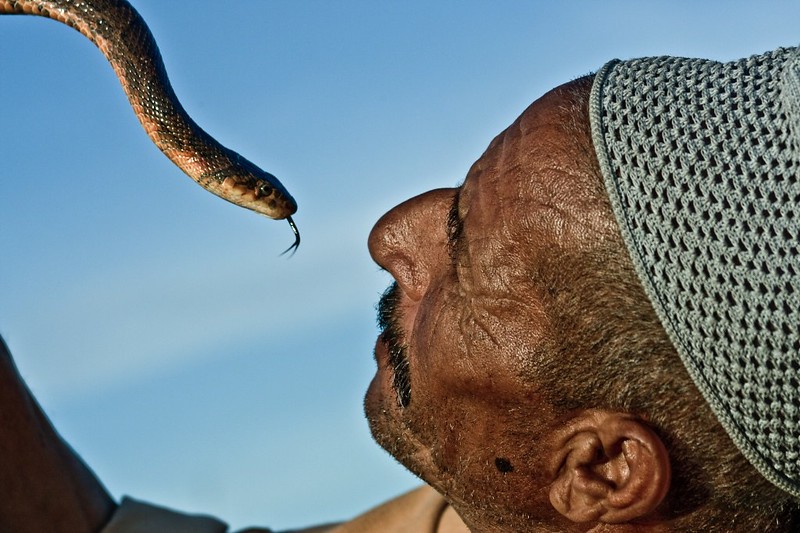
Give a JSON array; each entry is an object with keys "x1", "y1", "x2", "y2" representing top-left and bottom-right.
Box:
[{"x1": 547, "y1": 410, "x2": 671, "y2": 524}]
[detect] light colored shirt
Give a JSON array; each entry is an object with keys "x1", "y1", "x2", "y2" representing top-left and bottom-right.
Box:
[{"x1": 102, "y1": 485, "x2": 470, "y2": 533}]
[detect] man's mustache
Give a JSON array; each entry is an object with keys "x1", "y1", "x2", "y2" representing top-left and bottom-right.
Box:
[{"x1": 377, "y1": 282, "x2": 412, "y2": 408}]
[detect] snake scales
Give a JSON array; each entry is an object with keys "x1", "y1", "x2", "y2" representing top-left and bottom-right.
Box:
[{"x1": 1, "y1": 0, "x2": 300, "y2": 251}]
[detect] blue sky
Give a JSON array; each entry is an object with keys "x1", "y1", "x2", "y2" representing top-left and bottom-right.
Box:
[{"x1": 1, "y1": 1, "x2": 798, "y2": 530}]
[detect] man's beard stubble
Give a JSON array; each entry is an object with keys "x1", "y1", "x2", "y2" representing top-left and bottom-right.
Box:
[
  {"x1": 376, "y1": 282, "x2": 412, "y2": 408},
  {"x1": 367, "y1": 282, "x2": 427, "y2": 485}
]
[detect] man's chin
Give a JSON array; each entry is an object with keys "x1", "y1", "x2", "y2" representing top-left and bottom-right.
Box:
[
  {"x1": 364, "y1": 399, "x2": 400, "y2": 464},
  {"x1": 364, "y1": 336, "x2": 432, "y2": 482},
  {"x1": 364, "y1": 400, "x2": 430, "y2": 483},
  {"x1": 363, "y1": 364, "x2": 427, "y2": 481},
  {"x1": 364, "y1": 370, "x2": 400, "y2": 453}
]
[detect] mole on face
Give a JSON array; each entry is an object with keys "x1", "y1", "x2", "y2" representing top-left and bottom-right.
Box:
[{"x1": 495, "y1": 457, "x2": 514, "y2": 473}]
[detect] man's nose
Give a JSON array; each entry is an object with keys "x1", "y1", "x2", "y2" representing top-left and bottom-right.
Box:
[{"x1": 368, "y1": 188, "x2": 456, "y2": 302}]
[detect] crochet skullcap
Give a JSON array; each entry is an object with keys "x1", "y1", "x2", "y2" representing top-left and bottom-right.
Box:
[{"x1": 590, "y1": 46, "x2": 800, "y2": 498}]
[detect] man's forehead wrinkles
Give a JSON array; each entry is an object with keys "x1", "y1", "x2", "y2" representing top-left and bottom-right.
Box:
[{"x1": 499, "y1": 127, "x2": 528, "y2": 175}]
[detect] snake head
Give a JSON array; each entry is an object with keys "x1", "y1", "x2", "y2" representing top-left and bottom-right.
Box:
[
  {"x1": 205, "y1": 151, "x2": 297, "y2": 221},
  {"x1": 194, "y1": 151, "x2": 300, "y2": 253}
]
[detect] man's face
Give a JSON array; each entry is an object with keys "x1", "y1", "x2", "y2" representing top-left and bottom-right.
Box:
[{"x1": 366, "y1": 78, "x2": 620, "y2": 529}]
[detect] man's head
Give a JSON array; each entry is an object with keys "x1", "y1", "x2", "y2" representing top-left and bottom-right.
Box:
[{"x1": 366, "y1": 72, "x2": 800, "y2": 531}]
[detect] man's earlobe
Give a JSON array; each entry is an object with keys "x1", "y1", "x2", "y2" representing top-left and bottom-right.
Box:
[{"x1": 548, "y1": 410, "x2": 671, "y2": 524}]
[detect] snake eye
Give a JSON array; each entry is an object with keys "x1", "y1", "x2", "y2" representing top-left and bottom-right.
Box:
[{"x1": 259, "y1": 183, "x2": 274, "y2": 196}]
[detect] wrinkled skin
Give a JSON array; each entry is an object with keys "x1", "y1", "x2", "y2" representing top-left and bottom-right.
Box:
[{"x1": 366, "y1": 78, "x2": 623, "y2": 531}]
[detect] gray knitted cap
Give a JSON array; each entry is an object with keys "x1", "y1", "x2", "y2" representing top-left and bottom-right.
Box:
[{"x1": 590, "y1": 46, "x2": 800, "y2": 498}]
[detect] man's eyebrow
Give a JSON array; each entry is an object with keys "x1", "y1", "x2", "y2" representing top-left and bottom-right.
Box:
[{"x1": 447, "y1": 187, "x2": 465, "y2": 264}]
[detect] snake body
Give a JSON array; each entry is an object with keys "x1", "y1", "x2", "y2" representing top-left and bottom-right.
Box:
[{"x1": 1, "y1": 0, "x2": 299, "y2": 250}]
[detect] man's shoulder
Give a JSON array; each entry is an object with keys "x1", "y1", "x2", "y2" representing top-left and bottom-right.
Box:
[
  {"x1": 324, "y1": 485, "x2": 448, "y2": 532},
  {"x1": 103, "y1": 486, "x2": 457, "y2": 533},
  {"x1": 243, "y1": 485, "x2": 467, "y2": 533},
  {"x1": 241, "y1": 486, "x2": 451, "y2": 533}
]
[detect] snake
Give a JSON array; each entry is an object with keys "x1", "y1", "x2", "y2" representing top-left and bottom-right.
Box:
[{"x1": 1, "y1": 0, "x2": 300, "y2": 253}]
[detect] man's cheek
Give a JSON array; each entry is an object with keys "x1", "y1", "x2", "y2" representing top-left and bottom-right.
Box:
[
  {"x1": 422, "y1": 396, "x2": 481, "y2": 472},
  {"x1": 412, "y1": 286, "x2": 460, "y2": 361}
]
